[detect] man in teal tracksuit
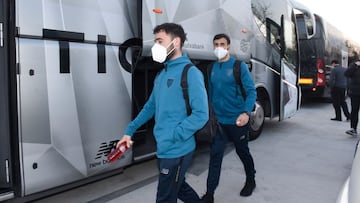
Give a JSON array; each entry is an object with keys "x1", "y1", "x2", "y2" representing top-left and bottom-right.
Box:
[
  {"x1": 117, "y1": 23, "x2": 208, "y2": 203},
  {"x1": 202, "y1": 33, "x2": 257, "y2": 203}
]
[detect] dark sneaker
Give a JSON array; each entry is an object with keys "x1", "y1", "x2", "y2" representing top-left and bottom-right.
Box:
[
  {"x1": 330, "y1": 118, "x2": 341, "y2": 121},
  {"x1": 346, "y1": 129, "x2": 358, "y2": 137},
  {"x1": 201, "y1": 193, "x2": 214, "y2": 203},
  {"x1": 240, "y1": 179, "x2": 256, "y2": 197}
]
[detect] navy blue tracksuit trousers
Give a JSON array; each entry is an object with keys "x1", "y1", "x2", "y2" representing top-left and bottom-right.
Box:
[
  {"x1": 156, "y1": 150, "x2": 202, "y2": 203},
  {"x1": 206, "y1": 123, "x2": 256, "y2": 194}
]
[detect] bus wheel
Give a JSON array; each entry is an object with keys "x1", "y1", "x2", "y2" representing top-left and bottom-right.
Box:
[{"x1": 249, "y1": 101, "x2": 265, "y2": 141}]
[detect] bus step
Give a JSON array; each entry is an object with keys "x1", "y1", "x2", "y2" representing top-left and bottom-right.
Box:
[{"x1": 0, "y1": 191, "x2": 14, "y2": 202}]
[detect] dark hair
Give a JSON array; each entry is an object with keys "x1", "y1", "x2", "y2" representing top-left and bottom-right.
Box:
[
  {"x1": 331, "y1": 60, "x2": 339, "y2": 64},
  {"x1": 153, "y1": 23, "x2": 187, "y2": 47},
  {"x1": 213, "y1": 33, "x2": 231, "y2": 44}
]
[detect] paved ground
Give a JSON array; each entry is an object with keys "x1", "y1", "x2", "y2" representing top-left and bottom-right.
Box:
[{"x1": 32, "y1": 99, "x2": 359, "y2": 203}]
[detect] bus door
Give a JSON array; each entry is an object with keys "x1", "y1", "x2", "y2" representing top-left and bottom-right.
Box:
[
  {"x1": 0, "y1": 0, "x2": 15, "y2": 200},
  {"x1": 279, "y1": 60, "x2": 299, "y2": 120},
  {"x1": 279, "y1": 15, "x2": 300, "y2": 121},
  {"x1": 265, "y1": 16, "x2": 299, "y2": 121}
]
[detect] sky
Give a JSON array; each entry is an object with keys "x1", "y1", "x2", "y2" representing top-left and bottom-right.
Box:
[{"x1": 297, "y1": 0, "x2": 360, "y2": 45}]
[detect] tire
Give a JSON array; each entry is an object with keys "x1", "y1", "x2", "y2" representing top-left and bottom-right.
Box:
[{"x1": 249, "y1": 101, "x2": 265, "y2": 141}]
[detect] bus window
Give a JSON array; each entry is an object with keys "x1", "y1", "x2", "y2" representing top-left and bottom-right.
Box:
[
  {"x1": 266, "y1": 18, "x2": 281, "y2": 51},
  {"x1": 283, "y1": 17, "x2": 298, "y2": 69}
]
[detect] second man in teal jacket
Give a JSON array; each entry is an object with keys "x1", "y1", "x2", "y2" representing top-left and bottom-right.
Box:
[{"x1": 202, "y1": 33, "x2": 257, "y2": 203}]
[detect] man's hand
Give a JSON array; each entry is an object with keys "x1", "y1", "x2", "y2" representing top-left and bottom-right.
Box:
[
  {"x1": 236, "y1": 112, "x2": 250, "y2": 127},
  {"x1": 116, "y1": 135, "x2": 134, "y2": 149}
]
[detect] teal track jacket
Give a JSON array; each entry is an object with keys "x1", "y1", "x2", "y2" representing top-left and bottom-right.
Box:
[{"x1": 125, "y1": 55, "x2": 209, "y2": 158}]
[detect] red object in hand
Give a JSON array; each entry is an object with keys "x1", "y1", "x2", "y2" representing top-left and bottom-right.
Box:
[{"x1": 107, "y1": 143, "x2": 128, "y2": 163}]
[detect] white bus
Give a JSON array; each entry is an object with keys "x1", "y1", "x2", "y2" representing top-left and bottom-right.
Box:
[{"x1": 0, "y1": 0, "x2": 315, "y2": 202}]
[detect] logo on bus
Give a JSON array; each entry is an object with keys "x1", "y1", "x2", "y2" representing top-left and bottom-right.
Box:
[
  {"x1": 94, "y1": 140, "x2": 119, "y2": 160},
  {"x1": 89, "y1": 140, "x2": 119, "y2": 169}
]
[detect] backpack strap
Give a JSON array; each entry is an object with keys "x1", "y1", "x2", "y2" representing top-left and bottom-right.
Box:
[
  {"x1": 205, "y1": 62, "x2": 214, "y2": 90},
  {"x1": 233, "y1": 60, "x2": 247, "y2": 99},
  {"x1": 181, "y1": 63, "x2": 194, "y2": 115},
  {"x1": 207, "y1": 62, "x2": 214, "y2": 79}
]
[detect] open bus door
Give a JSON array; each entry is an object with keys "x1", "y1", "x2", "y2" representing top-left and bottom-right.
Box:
[
  {"x1": 279, "y1": 15, "x2": 300, "y2": 121},
  {"x1": 278, "y1": 6, "x2": 316, "y2": 120},
  {"x1": 279, "y1": 60, "x2": 299, "y2": 120},
  {"x1": 265, "y1": 15, "x2": 299, "y2": 121},
  {"x1": 0, "y1": 0, "x2": 15, "y2": 201}
]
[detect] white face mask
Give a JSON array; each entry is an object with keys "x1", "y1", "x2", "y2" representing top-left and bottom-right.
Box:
[
  {"x1": 151, "y1": 40, "x2": 176, "y2": 63},
  {"x1": 213, "y1": 47, "x2": 228, "y2": 60}
]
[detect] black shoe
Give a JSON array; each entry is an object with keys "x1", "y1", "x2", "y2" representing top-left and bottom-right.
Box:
[
  {"x1": 346, "y1": 129, "x2": 358, "y2": 137},
  {"x1": 330, "y1": 118, "x2": 341, "y2": 121},
  {"x1": 201, "y1": 193, "x2": 214, "y2": 203},
  {"x1": 240, "y1": 179, "x2": 256, "y2": 197}
]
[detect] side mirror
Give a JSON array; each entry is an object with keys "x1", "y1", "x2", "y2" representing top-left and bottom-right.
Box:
[{"x1": 291, "y1": 0, "x2": 316, "y2": 39}]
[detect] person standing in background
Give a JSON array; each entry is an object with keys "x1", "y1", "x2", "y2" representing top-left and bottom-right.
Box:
[
  {"x1": 329, "y1": 59, "x2": 350, "y2": 121},
  {"x1": 344, "y1": 59, "x2": 360, "y2": 137}
]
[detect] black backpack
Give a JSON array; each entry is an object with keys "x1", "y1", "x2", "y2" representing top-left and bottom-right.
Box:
[
  {"x1": 181, "y1": 64, "x2": 218, "y2": 143},
  {"x1": 233, "y1": 60, "x2": 248, "y2": 98}
]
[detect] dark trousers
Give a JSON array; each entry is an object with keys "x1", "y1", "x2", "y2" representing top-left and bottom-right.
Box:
[
  {"x1": 156, "y1": 150, "x2": 202, "y2": 203},
  {"x1": 331, "y1": 87, "x2": 350, "y2": 120},
  {"x1": 206, "y1": 123, "x2": 256, "y2": 194},
  {"x1": 350, "y1": 95, "x2": 360, "y2": 130}
]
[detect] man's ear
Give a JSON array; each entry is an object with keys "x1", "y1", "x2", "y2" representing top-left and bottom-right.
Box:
[
  {"x1": 175, "y1": 37, "x2": 181, "y2": 48},
  {"x1": 227, "y1": 45, "x2": 231, "y2": 51}
]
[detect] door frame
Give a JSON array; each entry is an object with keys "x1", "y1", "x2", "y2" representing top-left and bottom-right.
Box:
[{"x1": 0, "y1": 0, "x2": 20, "y2": 198}]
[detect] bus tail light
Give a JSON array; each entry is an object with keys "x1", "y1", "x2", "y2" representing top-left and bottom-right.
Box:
[{"x1": 316, "y1": 59, "x2": 325, "y2": 86}]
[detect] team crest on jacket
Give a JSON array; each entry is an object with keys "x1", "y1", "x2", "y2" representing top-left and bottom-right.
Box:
[{"x1": 167, "y1": 79, "x2": 174, "y2": 87}]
